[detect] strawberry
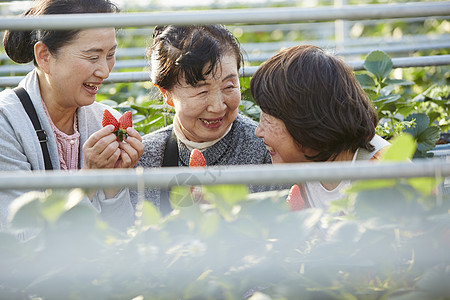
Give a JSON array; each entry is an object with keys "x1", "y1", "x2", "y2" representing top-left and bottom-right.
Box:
[
  {"x1": 119, "y1": 111, "x2": 133, "y2": 130},
  {"x1": 102, "y1": 109, "x2": 133, "y2": 142},
  {"x1": 102, "y1": 109, "x2": 119, "y2": 131},
  {"x1": 189, "y1": 149, "x2": 206, "y2": 167},
  {"x1": 286, "y1": 184, "x2": 305, "y2": 211}
]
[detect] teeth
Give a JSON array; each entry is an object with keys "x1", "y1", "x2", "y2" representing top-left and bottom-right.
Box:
[
  {"x1": 201, "y1": 119, "x2": 220, "y2": 125},
  {"x1": 84, "y1": 83, "x2": 99, "y2": 90},
  {"x1": 266, "y1": 145, "x2": 274, "y2": 152}
]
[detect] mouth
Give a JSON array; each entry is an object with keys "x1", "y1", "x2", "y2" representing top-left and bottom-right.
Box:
[
  {"x1": 265, "y1": 144, "x2": 275, "y2": 154},
  {"x1": 200, "y1": 117, "x2": 224, "y2": 129},
  {"x1": 83, "y1": 82, "x2": 100, "y2": 93},
  {"x1": 200, "y1": 118, "x2": 222, "y2": 125}
]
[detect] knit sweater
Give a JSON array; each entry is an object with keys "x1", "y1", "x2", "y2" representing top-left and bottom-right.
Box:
[
  {"x1": 131, "y1": 114, "x2": 273, "y2": 209},
  {"x1": 0, "y1": 70, "x2": 135, "y2": 233}
]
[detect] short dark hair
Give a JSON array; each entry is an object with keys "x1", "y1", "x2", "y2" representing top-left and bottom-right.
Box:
[
  {"x1": 3, "y1": 0, "x2": 119, "y2": 66},
  {"x1": 250, "y1": 45, "x2": 378, "y2": 162},
  {"x1": 148, "y1": 25, "x2": 243, "y2": 90}
]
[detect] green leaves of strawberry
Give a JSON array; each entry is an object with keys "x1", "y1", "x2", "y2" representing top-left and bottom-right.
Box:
[{"x1": 102, "y1": 110, "x2": 133, "y2": 142}]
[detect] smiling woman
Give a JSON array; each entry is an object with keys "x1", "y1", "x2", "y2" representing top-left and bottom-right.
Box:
[
  {"x1": 131, "y1": 25, "x2": 274, "y2": 213},
  {"x1": 0, "y1": 0, "x2": 143, "y2": 237}
]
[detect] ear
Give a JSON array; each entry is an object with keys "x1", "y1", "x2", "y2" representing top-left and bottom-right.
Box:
[
  {"x1": 155, "y1": 84, "x2": 174, "y2": 107},
  {"x1": 34, "y1": 41, "x2": 51, "y2": 74}
]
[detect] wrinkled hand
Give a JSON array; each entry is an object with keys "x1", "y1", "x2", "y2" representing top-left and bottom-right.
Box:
[
  {"x1": 114, "y1": 127, "x2": 144, "y2": 169},
  {"x1": 82, "y1": 125, "x2": 144, "y2": 170},
  {"x1": 83, "y1": 125, "x2": 121, "y2": 169}
]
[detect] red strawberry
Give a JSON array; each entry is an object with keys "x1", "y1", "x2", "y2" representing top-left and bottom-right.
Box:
[
  {"x1": 102, "y1": 109, "x2": 119, "y2": 131},
  {"x1": 189, "y1": 149, "x2": 206, "y2": 167},
  {"x1": 119, "y1": 111, "x2": 133, "y2": 130},
  {"x1": 286, "y1": 184, "x2": 305, "y2": 211},
  {"x1": 102, "y1": 109, "x2": 133, "y2": 142}
]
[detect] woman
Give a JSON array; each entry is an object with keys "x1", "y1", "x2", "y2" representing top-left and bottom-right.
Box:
[
  {"x1": 250, "y1": 45, "x2": 390, "y2": 210},
  {"x1": 132, "y1": 25, "x2": 271, "y2": 213},
  {"x1": 0, "y1": 0, "x2": 143, "y2": 233}
]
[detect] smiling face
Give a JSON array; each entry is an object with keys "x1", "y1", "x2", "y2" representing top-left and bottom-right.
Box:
[
  {"x1": 41, "y1": 28, "x2": 117, "y2": 109},
  {"x1": 255, "y1": 111, "x2": 308, "y2": 164},
  {"x1": 165, "y1": 53, "x2": 241, "y2": 142}
]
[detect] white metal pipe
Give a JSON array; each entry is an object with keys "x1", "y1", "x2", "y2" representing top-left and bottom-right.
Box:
[
  {"x1": 2, "y1": 42, "x2": 449, "y2": 75},
  {"x1": 0, "y1": 2, "x2": 449, "y2": 30},
  {"x1": 0, "y1": 54, "x2": 448, "y2": 87},
  {"x1": 0, "y1": 160, "x2": 448, "y2": 190}
]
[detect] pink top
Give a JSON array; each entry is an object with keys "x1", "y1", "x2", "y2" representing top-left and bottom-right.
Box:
[{"x1": 42, "y1": 102, "x2": 80, "y2": 170}]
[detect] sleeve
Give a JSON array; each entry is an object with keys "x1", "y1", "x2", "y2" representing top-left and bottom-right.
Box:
[
  {"x1": 0, "y1": 110, "x2": 36, "y2": 232},
  {"x1": 88, "y1": 188, "x2": 135, "y2": 232}
]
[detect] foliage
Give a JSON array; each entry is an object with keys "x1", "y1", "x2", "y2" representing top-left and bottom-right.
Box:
[
  {"x1": 1, "y1": 135, "x2": 449, "y2": 299},
  {"x1": 355, "y1": 50, "x2": 448, "y2": 158}
]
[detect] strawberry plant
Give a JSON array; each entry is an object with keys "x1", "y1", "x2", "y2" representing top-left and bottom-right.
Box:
[
  {"x1": 356, "y1": 50, "x2": 448, "y2": 157},
  {"x1": 1, "y1": 135, "x2": 448, "y2": 299}
]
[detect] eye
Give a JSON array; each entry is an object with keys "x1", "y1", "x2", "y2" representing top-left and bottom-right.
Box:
[
  {"x1": 107, "y1": 52, "x2": 115, "y2": 59},
  {"x1": 88, "y1": 56, "x2": 99, "y2": 61},
  {"x1": 196, "y1": 90, "x2": 208, "y2": 96}
]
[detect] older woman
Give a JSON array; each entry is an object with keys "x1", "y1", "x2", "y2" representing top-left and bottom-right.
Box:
[
  {"x1": 132, "y1": 25, "x2": 272, "y2": 213},
  {"x1": 251, "y1": 45, "x2": 390, "y2": 210},
  {"x1": 0, "y1": 0, "x2": 144, "y2": 233}
]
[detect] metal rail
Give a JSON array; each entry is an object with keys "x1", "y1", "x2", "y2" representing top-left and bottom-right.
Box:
[
  {"x1": 1, "y1": 54, "x2": 448, "y2": 87},
  {"x1": 0, "y1": 160, "x2": 448, "y2": 190},
  {"x1": 0, "y1": 2, "x2": 449, "y2": 30},
  {"x1": 1, "y1": 41, "x2": 449, "y2": 75}
]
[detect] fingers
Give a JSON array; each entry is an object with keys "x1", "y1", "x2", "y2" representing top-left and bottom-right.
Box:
[
  {"x1": 83, "y1": 125, "x2": 122, "y2": 169},
  {"x1": 118, "y1": 128, "x2": 144, "y2": 168}
]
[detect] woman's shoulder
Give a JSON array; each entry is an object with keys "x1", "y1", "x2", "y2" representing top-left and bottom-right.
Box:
[
  {"x1": 142, "y1": 125, "x2": 173, "y2": 146},
  {"x1": 235, "y1": 113, "x2": 258, "y2": 129},
  {"x1": 232, "y1": 114, "x2": 259, "y2": 139},
  {"x1": 138, "y1": 125, "x2": 173, "y2": 168},
  {"x1": 357, "y1": 135, "x2": 391, "y2": 161}
]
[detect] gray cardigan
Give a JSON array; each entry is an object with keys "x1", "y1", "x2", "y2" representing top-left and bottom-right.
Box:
[
  {"x1": 0, "y1": 70, "x2": 134, "y2": 232},
  {"x1": 131, "y1": 114, "x2": 273, "y2": 209}
]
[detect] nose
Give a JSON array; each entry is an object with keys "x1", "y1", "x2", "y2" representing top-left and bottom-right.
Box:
[
  {"x1": 206, "y1": 91, "x2": 227, "y2": 113},
  {"x1": 255, "y1": 123, "x2": 263, "y2": 138},
  {"x1": 94, "y1": 57, "x2": 113, "y2": 79}
]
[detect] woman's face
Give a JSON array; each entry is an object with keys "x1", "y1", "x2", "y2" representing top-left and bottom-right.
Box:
[
  {"x1": 165, "y1": 53, "x2": 241, "y2": 142},
  {"x1": 45, "y1": 28, "x2": 117, "y2": 109},
  {"x1": 255, "y1": 111, "x2": 308, "y2": 164}
]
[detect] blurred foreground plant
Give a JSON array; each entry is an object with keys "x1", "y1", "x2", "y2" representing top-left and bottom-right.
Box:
[{"x1": 1, "y1": 135, "x2": 448, "y2": 299}]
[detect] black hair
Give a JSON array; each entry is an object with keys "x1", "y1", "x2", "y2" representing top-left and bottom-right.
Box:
[
  {"x1": 250, "y1": 45, "x2": 378, "y2": 162},
  {"x1": 148, "y1": 25, "x2": 242, "y2": 90},
  {"x1": 3, "y1": 0, "x2": 119, "y2": 66}
]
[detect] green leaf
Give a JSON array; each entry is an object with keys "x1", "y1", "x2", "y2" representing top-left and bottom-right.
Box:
[
  {"x1": 203, "y1": 185, "x2": 248, "y2": 207},
  {"x1": 374, "y1": 94, "x2": 400, "y2": 104},
  {"x1": 404, "y1": 113, "x2": 430, "y2": 138},
  {"x1": 416, "y1": 126, "x2": 441, "y2": 152},
  {"x1": 142, "y1": 201, "x2": 161, "y2": 226},
  {"x1": 198, "y1": 211, "x2": 220, "y2": 238},
  {"x1": 170, "y1": 186, "x2": 196, "y2": 209},
  {"x1": 99, "y1": 99, "x2": 119, "y2": 107},
  {"x1": 41, "y1": 190, "x2": 71, "y2": 224},
  {"x1": 408, "y1": 177, "x2": 441, "y2": 196},
  {"x1": 356, "y1": 74, "x2": 375, "y2": 88},
  {"x1": 363, "y1": 50, "x2": 393, "y2": 82},
  {"x1": 384, "y1": 78, "x2": 415, "y2": 86},
  {"x1": 203, "y1": 185, "x2": 248, "y2": 220},
  {"x1": 364, "y1": 89, "x2": 378, "y2": 102},
  {"x1": 8, "y1": 191, "x2": 46, "y2": 229},
  {"x1": 348, "y1": 179, "x2": 397, "y2": 193},
  {"x1": 381, "y1": 134, "x2": 416, "y2": 161}
]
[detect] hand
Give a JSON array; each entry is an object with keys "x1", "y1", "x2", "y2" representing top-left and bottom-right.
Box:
[
  {"x1": 82, "y1": 125, "x2": 121, "y2": 169},
  {"x1": 114, "y1": 127, "x2": 144, "y2": 169}
]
